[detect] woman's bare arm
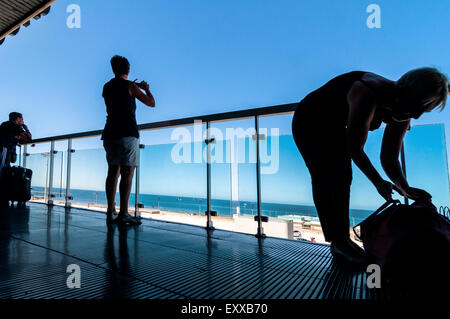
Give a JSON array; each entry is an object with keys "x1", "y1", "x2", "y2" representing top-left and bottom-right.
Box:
[
  {"x1": 346, "y1": 81, "x2": 385, "y2": 187},
  {"x1": 129, "y1": 81, "x2": 155, "y2": 107},
  {"x1": 380, "y1": 120, "x2": 432, "y2": 199},
  {"x1": 380, "y1": 120, "x2": 410, "y2": 191}
]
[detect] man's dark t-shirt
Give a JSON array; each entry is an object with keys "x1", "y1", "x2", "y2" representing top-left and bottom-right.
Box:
[
  {"x1": 0, "y1": 121, "x2": 24, "y2": 148},
  {"x1": 101, "y1": 77, "x2": 139, "y2": 140}
]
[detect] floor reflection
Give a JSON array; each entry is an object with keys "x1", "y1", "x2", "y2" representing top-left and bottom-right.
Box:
[
  {"x1": 104, "y1": 223, "x2": 132, "y2": 298},
  {"x1": 0, "y1": 203, "x2": 381, "y2": 299},
  {"x1": 0, "y1": 205, "x2": 30, "y2": 298},
  {"x1": 0, "y1": 204, "x2": 30, "y2": 235}
]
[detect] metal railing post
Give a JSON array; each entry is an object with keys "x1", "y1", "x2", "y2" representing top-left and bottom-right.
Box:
[
  {"x1": 254, "y1": 116, "x2": 265, "y2": 238},
  {"x1": 205, "y1": 121, "x2": 215, "y2": 229},
  {"x1": 135, "y1": 143, "x2": 145, "y2": 219},
  {"x1": 22, "y1": 144, "x2": 27, "y2": 168},
  {"x1": 65, "y1": 139, "x2": 73, "y2": 208},
  {"x1": 47, "y1": 141, "x2": 56, "y2": 206}
]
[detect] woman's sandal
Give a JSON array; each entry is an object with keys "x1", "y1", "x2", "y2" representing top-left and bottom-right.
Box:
[
  {"x1": 106, "y1": 210, "x2": 119, "y2": 223},
  {"x1": 117, "y1": 213, "x2": 142, "y2": 225}
]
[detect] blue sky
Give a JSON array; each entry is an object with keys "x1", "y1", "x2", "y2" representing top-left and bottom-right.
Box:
[
  {"x1": 1, "y1": 0, "x2": 449, "y2": 136},
  {"x1": 1, "y1": 0, "x2": 449, "y2": 209}
]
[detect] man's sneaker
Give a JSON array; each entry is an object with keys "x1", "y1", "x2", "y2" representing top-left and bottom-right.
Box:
[
  {"x1": 330, "y1": 238, "x2": 366, "y2": 264},
  {"x1": 117, "y1": 213, "x2": 142, "y2": 225},
  {"x1": 106, "y1": 210, "x2": 119, "y2": 223}
]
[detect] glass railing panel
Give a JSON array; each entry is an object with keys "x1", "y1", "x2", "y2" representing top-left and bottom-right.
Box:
[
  {"x1": 208, "y1": 118, "x2": 256, "y2": 232},
  {"x1": 50, "y1": 140, "x2": 68, "y2": 204},
  {"x1": 403, "y1": 124, "x2": 450, "y2": 208},
  {"x1": 69, "y1": 136, "x2": 136, "y2": 213},
  {"x1": 138, "y1": 124, "x2": 207, "y2": 226},
  {"x1": 259, "y1": 113, "x2": 312, "y2": 241},
  {"x1": 233, "y1": 119, "x2": 259, "y2": 235},
  {"x1": 25, "y1": 142, "x2": 51, "y2": 204}
]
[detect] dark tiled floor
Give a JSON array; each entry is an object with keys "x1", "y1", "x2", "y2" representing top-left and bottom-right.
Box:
[{"x1": 0, "y1": 202, "x2": 385, "y2": 299}]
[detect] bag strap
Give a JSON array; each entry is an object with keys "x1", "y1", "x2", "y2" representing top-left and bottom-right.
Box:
[{"x1": 352, "y1": 199, "x2": 401, "y2": 239}]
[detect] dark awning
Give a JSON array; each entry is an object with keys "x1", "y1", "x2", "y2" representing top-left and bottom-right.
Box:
[{"x1": 0, "y1": 0, "x2": 57, "y2": 47}]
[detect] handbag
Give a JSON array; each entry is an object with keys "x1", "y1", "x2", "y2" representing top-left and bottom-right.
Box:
[{"x1": 353, "y1": 198, "x2": 450, "y2": 296}]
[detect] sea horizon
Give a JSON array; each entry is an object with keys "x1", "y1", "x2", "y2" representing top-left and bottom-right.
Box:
[{"x1": 31, "y1": 186, "x2": 373, "y2": 226}]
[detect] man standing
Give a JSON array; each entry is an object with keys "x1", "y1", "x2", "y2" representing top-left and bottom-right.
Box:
[{"x1": 102, "y1": 55, "x2": 155, "y2": 224}]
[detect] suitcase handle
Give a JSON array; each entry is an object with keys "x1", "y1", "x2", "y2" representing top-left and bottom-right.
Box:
[{"x1": 352, "y1": 199, "x2": 401, "y2": 240}]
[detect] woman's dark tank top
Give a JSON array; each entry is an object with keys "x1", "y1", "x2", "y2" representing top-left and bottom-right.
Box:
[
  {"x1": 101, "y1": 77, "x2": 139, "y2": 140},
  {"x1": 294, "y1": 71, "x2": 384, "y2": 131}
]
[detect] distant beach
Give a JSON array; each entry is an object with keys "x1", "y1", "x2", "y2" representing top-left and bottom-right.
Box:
[{"x1": 31, "y1": 186, "x2": 372, "y2": 227}]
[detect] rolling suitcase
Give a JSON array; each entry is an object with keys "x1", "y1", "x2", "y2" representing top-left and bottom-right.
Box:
[
  {"x1": 353, "y1": 198, "x2": 450, "y2": 297},
  {"x1": 0, "y1": 166, "x2": 33, "y2": 204},
  {"x1": 0, "y1": 145, "x2": 33, "y2": 206}
]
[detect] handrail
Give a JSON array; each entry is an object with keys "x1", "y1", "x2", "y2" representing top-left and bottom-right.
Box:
[
  {"x1": 28, "y1": 103, "x2": 298, "y2": 144},
  {"x1": 23, "y1": 102, "x2": 299, "y2": 230},
  {"x1": 21, "y1": 101, "x2": 450, "y2": 239}
]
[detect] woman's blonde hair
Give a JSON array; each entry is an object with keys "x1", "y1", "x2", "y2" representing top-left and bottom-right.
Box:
[{"x1": 397, "y1": 67, "x2": 449, "y2": 112}]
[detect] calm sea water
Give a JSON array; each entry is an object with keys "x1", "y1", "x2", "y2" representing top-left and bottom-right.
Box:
[{"x1": 32, "y1": 186, "x2": 372, "y2": 226}]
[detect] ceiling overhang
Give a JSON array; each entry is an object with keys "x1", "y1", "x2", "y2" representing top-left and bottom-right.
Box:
[{"x1": 0, "y1": 0, "x2": 57, "y2": 47}]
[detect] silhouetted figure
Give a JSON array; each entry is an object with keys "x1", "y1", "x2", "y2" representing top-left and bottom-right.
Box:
[
  {"x1": 0, "y1": 112, "x2": 32, "y2": 171},
  {"x1": 0, "y1": 112, "x2": 32, "y2": 207},
  {"x1": 291, "y1": 68, "x2": 449, "y2": 264},
  {"x1": 102, "y1": 55, "x2": 155, "y2": 225}
]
